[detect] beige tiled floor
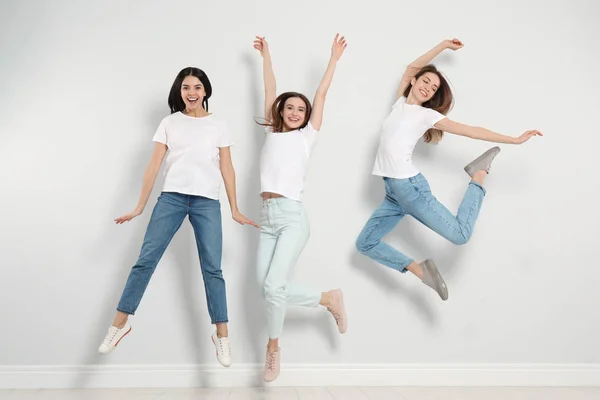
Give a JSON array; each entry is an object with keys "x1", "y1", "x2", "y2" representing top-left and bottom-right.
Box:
[{"x1": 0, "y1": 387, "x2": 599, "y2": 400}]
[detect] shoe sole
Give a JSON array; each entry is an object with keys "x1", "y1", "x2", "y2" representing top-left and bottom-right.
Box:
[
  {"x1": 264, "y1": 374, "x2": 280, "y2": 383},
  {"x1": 99, "y1": 326, "x2": 131, "y2": 355},
  {"x1": 423, "y1": 260, "x2": 448, "y2": 301}
]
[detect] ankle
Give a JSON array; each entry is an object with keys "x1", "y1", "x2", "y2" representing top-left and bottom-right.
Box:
[
  {"x1": 113, "y1": 319, "x2": 127, "y2": 329},
  {"x1": 267, "y1": 339, "x2": 279, "y2": 352},
  {"x1": 472, "y1": 170, "x2": 487, "y2": 185},
  {"x1": 217, "y1": 324, "x2": 229, "y2": 339},
  {"x1": 319, "y1": 291, "x2": 332, "y2": 307},
  {"x1": 406, "y1": 261, "x2": 423, "y2": 280},
  {"x1": 113, "y1": 311, "x2": 129, "y2": 329}
]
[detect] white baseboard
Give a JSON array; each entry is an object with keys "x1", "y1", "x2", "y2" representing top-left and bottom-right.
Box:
[{"x1": 1, "y1": 364, "x2": 599, "y2": 389}]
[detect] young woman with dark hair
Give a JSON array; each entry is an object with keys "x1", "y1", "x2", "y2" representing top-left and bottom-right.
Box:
[{"x1": 98, "y1": 67, "x2": 257, "y2": 368}]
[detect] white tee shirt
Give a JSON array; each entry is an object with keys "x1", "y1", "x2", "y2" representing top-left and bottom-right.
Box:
[
  {"x1": 152, "y1": 112, "x2": 233, "y2": 200},
  {"x1": 372, "y1": 96, "x2": 445, "y2": 179},
  {"x1": 259, "y1": 122, "x2": 319, "y2": 201}
]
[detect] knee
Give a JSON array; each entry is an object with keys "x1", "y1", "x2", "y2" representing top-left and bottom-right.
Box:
[
  {"x1": 263, "y1": 284, "x2": 286, "y2": 306},
  {"x1": 450, "y1": 233, "x2": 470, "y2": 246},
  {"x1": 131, "y1": 261, "x2": 156, "y2": 273},
  {"x1": 204, "y1": 267, "x2": 224, "y2": 279},
  {"x1": 355, "y1": 233, "x2": 373, "y2": 254}
]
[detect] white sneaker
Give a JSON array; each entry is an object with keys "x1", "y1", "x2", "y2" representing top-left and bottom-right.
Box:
[
  {"x1": 98, "y1": 321, "x2": 132, "y2": 355},
  {"x1": 211, "y1": 331, "x2": 232, "y2": 367}
]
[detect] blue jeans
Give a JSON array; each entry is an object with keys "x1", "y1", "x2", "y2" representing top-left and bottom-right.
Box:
[
  {"x1": 117, "y1": 192, "x2": 228, "y2": 324},
  {"x1": 257, "y1": 198, "x2": 321, "y2": 339},
  {"x1": 356, "y1": 174, "x2": 486, "y2": 272}
]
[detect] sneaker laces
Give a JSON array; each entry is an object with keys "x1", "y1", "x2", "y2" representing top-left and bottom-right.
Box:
[
  {"x1": 103, "y1": 326, "x2": 120, "y2": 346},
  {"x1": 327, "y1": 303, "x2": 342, "y2": 325},
  {"x1": 216, "y1": 337, "x2": 231, "y2": 357},
  {"x1": 265, "y1": 349, "x2": 277, "y2": 372}
]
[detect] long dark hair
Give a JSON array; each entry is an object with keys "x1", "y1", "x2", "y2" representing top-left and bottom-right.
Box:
[
  {"x1": 168, "y1": 67, "x2": 212, "y2": 114},
  {"x1": 403, "y1": 64, "x2": 453, "y2": 144},
  {"x1": 256, "y1": 92, "x2": 312, "y2": 132}
]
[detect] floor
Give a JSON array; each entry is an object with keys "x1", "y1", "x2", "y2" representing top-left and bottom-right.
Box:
[{"x1": 0, "y1": 387, "x2": 599, "y2": 400}]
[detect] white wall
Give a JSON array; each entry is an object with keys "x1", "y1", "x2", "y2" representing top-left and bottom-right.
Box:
[{"x1": 1, "y1": 0, "x2": 599, "y2": 387}]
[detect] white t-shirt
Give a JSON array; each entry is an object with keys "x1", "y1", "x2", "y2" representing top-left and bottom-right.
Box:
[
  {"x1": 372, "y1": 96, "x2": 445, "y2": 179},
  {"x1": 259, "y1": 122, "x2": 319, "y2": 201},
  {"x1": 152, "y1": 112, "x2": 234, "y2": 200}
]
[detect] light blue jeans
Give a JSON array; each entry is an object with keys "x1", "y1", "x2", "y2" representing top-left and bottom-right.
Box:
[
  {"x1": 257, "y1": 198, "x2": 321, "y2": 339},
  {"x1": 117, "y1": 192, "x2": 228, "y2": 324},
  {"x1": 356, "y1": 174, "x2": 486, "y2": 272}
]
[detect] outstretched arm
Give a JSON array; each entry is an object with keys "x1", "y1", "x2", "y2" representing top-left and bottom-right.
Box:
[
  {"x1": 254, "y1": 36, "x2": 276, "y2": 121},
  {"x1": 114, "y1": 143, "x2": 167, "y2": 224},
  {"x1": 310, "y1": 33, "x2": 347, "y2": 131},
  {"x1": 219, "y1": 147, "x2": 259, "y2": 228},
  {"x1": 397, "y1": 38, "x2": 463, "y2": 99},
  {"x1": 435, "y1": 118, "x2": 543, "y2": 144}
]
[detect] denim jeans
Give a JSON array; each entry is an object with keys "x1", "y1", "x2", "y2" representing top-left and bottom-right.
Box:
[
  {"x1": 257, "y1": 198, "x2": 321, "y2": 339},
  {"x1": 356, "y1": 174, "x2": 486, "y2": 272},
  {"x1": 117, "y1": 192, "x2": 228, "y2": 324}
]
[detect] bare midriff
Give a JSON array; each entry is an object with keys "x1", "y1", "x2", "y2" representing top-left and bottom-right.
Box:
[{"x1": 261, "y1": 192, "x2": 285, "y2": 200}]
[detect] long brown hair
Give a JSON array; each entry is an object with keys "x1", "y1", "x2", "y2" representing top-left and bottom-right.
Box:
[
  {"x1": 256, "y1": 92, "x2": 312, "y2": 132},
  {"x1": 403, "y1": 65, "x2": 454, "y2": 144}
]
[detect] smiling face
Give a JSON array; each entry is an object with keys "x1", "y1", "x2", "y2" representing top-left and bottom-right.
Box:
[
  {"x1": 180, "y1": 75, "x2": 206, "y2": 111},
  {"x1": 280, "y1": 97, "x2": 308, "y2": 131},
  {"x1": 410, "y1": 72, "x2": 441, "y2": 104}
]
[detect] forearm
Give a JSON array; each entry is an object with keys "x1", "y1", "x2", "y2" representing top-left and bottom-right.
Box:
[
  {"x1": 409, "y1": 42, "x2": 447, "y2": 69},
  {"x1": 315, "y1": 57, "x2": 338, "y2": 97},
  {"x1": 135, "y1": 163, "x2": 160, "y2": 212},
  {"x1": 263, "y1": 53, "x2": 276, "y2": 97},
  {"x1": 470, "y1": 127, "x2": 517, "y2": 144},
  {"x1": 221, "y1": 165, "x2": 239, "y2": 213}
]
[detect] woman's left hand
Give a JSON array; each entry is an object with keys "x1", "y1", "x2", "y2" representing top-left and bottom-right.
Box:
[
  {"x1": 331, "y1": 33, "x2": 348, "y2": 60},
  {"x1": 233, "y1": 210, "x2": 259, "y2": 228},
  {"x1": 514, "y1": 129, "x2": 543, "y2": 144}
]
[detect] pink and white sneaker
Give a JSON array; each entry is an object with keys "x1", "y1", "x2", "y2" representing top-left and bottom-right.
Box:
[
  {"x1": 98, "y1": 321, "x2": 131, "y2": 355},
  {"x1": 263, "y1": 347, "x2": 281, "y2": 382},
  {"x1": 211, "y1": 332, "x2": 232, "y2": 367}
]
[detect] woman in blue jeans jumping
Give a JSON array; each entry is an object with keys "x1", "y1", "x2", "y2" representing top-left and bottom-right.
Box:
[
  {"x1": 356, "y1": 38, "x2": 542, "y2": 300},
  {"x1": 253, "y1": 34, "x2": 348, "y2": 382},
  {"x1": 97, "y1": 67, "x2": 257, "y2": 367}
]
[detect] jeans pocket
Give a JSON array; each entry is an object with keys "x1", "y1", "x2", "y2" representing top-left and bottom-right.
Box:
[{"x1": 279, "y1": 200, "x2": 302, "y2": 216}]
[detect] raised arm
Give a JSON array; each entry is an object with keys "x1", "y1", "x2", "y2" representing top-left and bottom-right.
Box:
[
  {"x1": 397, "y1": 38, "x2": 463, "y2": 99},
  {"x1": 254, "y1": 36, "x2": 276, "y2": 121},
  {"x1": 219, "y1": 147, "x2": 259, "y2": 228},
  {"x1": 435, "y1": 118, "x2": 543, "y2": 144},
  {"x1": 309, "y1": 34, "x2": 347, "y2": 131},
  {"x1": 115, "y1": 143, "x2": 167, "y2": 224}
]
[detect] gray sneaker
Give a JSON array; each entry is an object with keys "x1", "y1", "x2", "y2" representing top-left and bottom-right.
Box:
[
  {"x1": 420, "y1": 259, "x2": 448, "y2": 301},
  {"x1": 464, "y1": 146, "x2": 501, "y2": 177}
]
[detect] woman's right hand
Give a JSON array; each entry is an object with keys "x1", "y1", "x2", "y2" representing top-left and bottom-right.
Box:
[
  {"x1": 253, "y1": 36, "x2": 269, "y2": 57},
  {"x1": 443, "y1": 38, "x2": 464, "y2": 51},
  {"x1": 114, "y1": 208, "x2": 142, "y2": 224}
]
